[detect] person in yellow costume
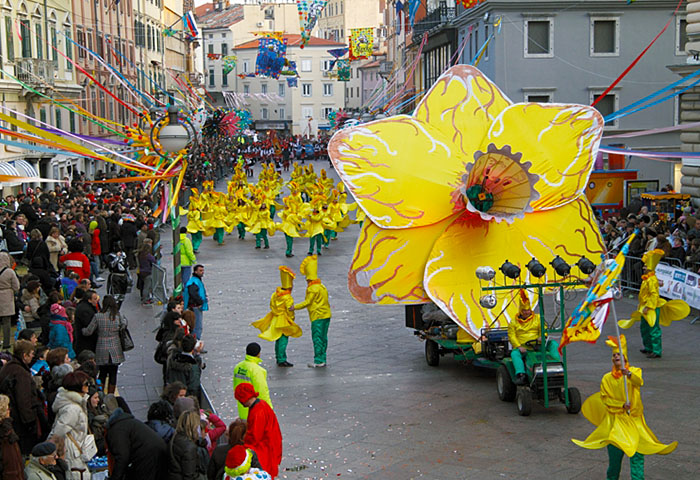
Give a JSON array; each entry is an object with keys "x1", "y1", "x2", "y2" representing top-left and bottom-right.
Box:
[
  {"x1": 572, "y1": 335, "x2": 677, "y2": 479},
  {"x1": 251, "y1": 266, "x2": 302, "y2": 367},
  {"x1": 278, "y1": 193, "x2": 306, "y2": 258},
  {"x1": 305, "y1": 196, "x2": 326, "y2": 256},
  {"x1": 617, "y1": 249, "x2": 689, "y2": 359},
  {"x1": 185, "y1": 189, "x2": 205, "y2": 253},
  {"x1": 205, "y1": 194, "x2": 228, "y2": 246},
  {"x1": 508, "y1": 289, "x2": 560, "y2": 385},
  {"x1": 247, "y1": 198, "x2": 276, "y2": 249},
  {"x1": 292, "y1": 255, "x2": 331, "y2": 368}
]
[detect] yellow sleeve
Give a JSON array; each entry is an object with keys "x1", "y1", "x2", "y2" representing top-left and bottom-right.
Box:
[
  {"x1": 640, "y1": 277, "x2": 660, "y2": 310},
  {"x1": 508, "y1": 319, "x2": 520, "y2": 349},
  {"x1": 600, "y1": 375, "x2": 627, "y2": 412},
  {"x1": 294, "y1": 289, "x2": 313, "y2": 310},
  {"x1": 628, "y1": 367, "x2": 643, "y2": 388},
  {"x1": 251, "y1": 368, "x2": 272, "y2": 410}
]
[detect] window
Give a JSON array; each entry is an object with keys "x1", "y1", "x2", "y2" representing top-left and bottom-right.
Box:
[
  {"x1": 50, "y1": 24, "x2": 57, "y2": 63},
  {"x1": 5, "y1": 17, "x2": 14, "y2": 61},
  {"x1": 222, "y1": 43, "x2": 228, "y2": 56},
  {"x1": 524, "y1": 18, "x2": 552, "y2": 57},
  {"x1": 86, "y1": 30, "x2": 93, "y2": 53},
  {"x1": 65, "y1": 29, "x2": 73, "y2": 70},
  {"x1": 243, "y1": 84, "x2": 249, "y2": 94},
  {"x1": 526, "y1": 94, "x2": 552, "y2": 103},
  {"x1": 322, "y1": 107, "x2": 334, "y2": 119},
  {"x1": 54, "y1": 109, "x2": 61, "y2": 129},
  {"x1": 591, "y1": 92, "x2": 618, "y2": 127},
  {"x1": 261, "y1": 107, "x2": 268, "y2": 119},
  {"x1": 208, "y1": 44, "x2": 213, "y2": 54},
  {"x1": 40, "y1": 108, "x2": 46, "y2": 124},
  {"x1": 69, "y1": 111, "x2": 75, "y2": 132},
  {"x1": 278, "y1": 83, "x2": 285, "y2": 96},
  {"x1": 35, "y1": 24, "x2": 43, "y2": 59},
  {"x1": 590, "y1": 18, "x2": 619, "y2": 56},
  {"x1": 302, "y1": 106, "x2": 313, "y2": 118},
  {"x1": 677, "y1": 17, "x2": 688, "y2": 55},
  {"x1": 302, "y1": 83, "x2": 312, "y2": 96},
  {"x1": 322, "y1": 59, "x2": 333, "y2": 71},
  {"x1": 301, "y1": 59, "x2": 312, "y2": 72},
  {"x1": 356, "y1": 86, "x2": 359, "y2": 97},
  {"x1": 484, "y1": 24, "x2": 489, "y2": 60},
  {"x1": 222, "y1": 67, "x2": 228, "y2": 86},
  {"x1": 349, "y1": 87, "x2": 353, "y2": 98},
  {"x1": 323, "y1": 83, "x2": 333, "y2": 96},
  {"x1": 20, "y1": 20, "x2": 31, "y2": 57},
  {"x1": 209, "y1": 68, "x2": 214, "y2": 87},
  {"x1": 243, "y1": 60, "x2": 249, "y2": 73},
  {"x1": 279, "y1": 107, "x2": 285, "y2": 119},
  {"x1": 261, "y1": 83, "x2": 267, "y2": 94}
]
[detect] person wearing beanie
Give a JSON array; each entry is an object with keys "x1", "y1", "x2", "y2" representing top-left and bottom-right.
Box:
[
  {"x1": 234, "y1": 383, "x2": 282, "y2": 479},
  {"x1": 233, "y1": 342, "x2": 272, "y2": 420},
  {"x1": 572, "y1": 335, "x2": 677, "y2": 479},
  {"x1": 47, "y1": 303, "x2": 76, "y2": 360},
  {"x1": 292, "y1": 255, "x2": 331, "y2": 367},
  {"x1": 223, "y1": 445, "x2": 270, "y2": 480},
  {"x1": 25, "y1": 441, "x2": 58, "y2": 480},
  {"x1": 88, "y1": 220, "x2": 103, "y2": 284},
  {"x1": 251, "y1": 266, "x2": 302, "y2": 367}
]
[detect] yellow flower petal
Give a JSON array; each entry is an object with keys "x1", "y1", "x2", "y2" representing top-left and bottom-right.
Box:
[
  {"x1": 424, "y1": 196, "x2": 605, "y2": 339},
  {"x1": 414, "y1": 65, "x2": 511, "y2": 156},
  {"x1": 348, "y1": 215, "x2": 458, "y2": 304},
  {"x1": 329, "y1": 117, "x2": 462, "y2": 229},
  {"x1": 485, "y1": 103, "x2": 604, "y2": 211}
]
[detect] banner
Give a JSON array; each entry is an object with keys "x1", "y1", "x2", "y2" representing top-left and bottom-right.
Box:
[
  {"x1": 349, "y1": 28, "x2": 373, "y2": 61},
  {"x1": 656, "y1": 263, "x2": 700, "y2": 309}
]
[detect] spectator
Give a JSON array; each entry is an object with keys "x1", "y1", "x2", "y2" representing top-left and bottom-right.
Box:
[
  {"x1": 183, "y1": 265, "x2": 208, "y2": 340},
  {"x1": 46, "y1": 435, "x2": 70, "y2": 480},
  {"x1": 0, "y1": 394, "x2": 24, "y2": 480},
  {"x1": 0, "y1": 340, "x2": 46, "y2": 454},
  {"x1": 49, "y1": 371, "x2": 92, "y2": 477},
  {"x1": 668, "y1": 236, "x2": 687, "y2": 266},
  {"x1": 137, "y1": 238, "x2": 156, "y2": 305},
  {"x1": 168, "y1": 410, "x2": 209, "y2": 480},
  {"x1": 119, "y1": 215, "x2": 138, "y2": 270},
  {"x1": 161, "y1": 382, "x2": 187, "y2": 409},
  {"x1": 105, "y1": 407, "x2": 168, "y2": 480},
  {"x1": 24, "y1": 442, "x2": 59, "y2": 480},
  {"x1": 203, "y1": 410, "x2": 226, "y2": 456},
  {"x1": 207, "y1": 418, "x2": 247, "y2": 480},
  {"x1": 73, "y1": 290, "x2": 99, "y2": 355},
  {"x1": 145, "y1": 400, "x2": 176, "y2": 444},
  {"x1": 221, "y1": 445, "x2": 270, "y2": 480},
  {"x1": 30, "y1": 345, "x2": 50, "y2": 377},
  {"x1": 0, "y1": 252, "x2": 20, "y2": 350},
  {"x1": 59, "y1": 239, "x2": 90, "y2": 282},
  {"x1": 81, "y1": 295, "x2": 125, "y2": 394},
  {"x1": 21, "y1": 280, "x2": 42, "y2": 324},
  {"x1": 166, "y1": 335, "x2": 203, "y2": 402},
  {"x1": 26, "y1": 229, "x2": 52, "y2": 273},
  {"x1": 234, "y1": 383, "x2": 282, "y2": 479},
  {"x1": 48, "y1": 304, "x2": 76, "y2": 360},
  {"x1": 86, "y1": 385, "x2": 109, "y2": 455}
]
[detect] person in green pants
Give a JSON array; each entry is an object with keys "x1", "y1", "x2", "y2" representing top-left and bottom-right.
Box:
[
  {"x1": 292, "y1": 255, "x2": 331, "y2": 367},
  {"x1": 638, "y1": 249, "x2": 665, "y2": 358}
]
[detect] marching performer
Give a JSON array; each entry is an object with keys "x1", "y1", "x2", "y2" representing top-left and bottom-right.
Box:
[{"x1": 292, "y1": 255, "x2": 331, "y2": 367}]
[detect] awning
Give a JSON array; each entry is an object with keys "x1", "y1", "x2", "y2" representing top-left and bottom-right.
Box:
[
  {"x1": 13, "y1": 159, "x2": 39, "y2": 177},
  {"x1": 0, "y1": 161, "x2": 21, "y2": 187}
]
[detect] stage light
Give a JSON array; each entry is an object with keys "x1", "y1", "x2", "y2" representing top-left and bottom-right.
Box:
[
  {"x1": 479, "y1": 294, "x2": 497, "y2": 309},
  {"x1": 475, "y1": 266, "x2": 496, "y2": 281},
  {"x1": 500, "y1": 260, "x2": 521, "y2": 280},
  {"x1": 550, "y1": 256, "x2": 571, "y2": 277},
  {"x1": 526, "y1": 258, "x2": 546, "y2": 278},
  {"x1": 576, "y1": 256, "x2": 596, "y2": 275}
]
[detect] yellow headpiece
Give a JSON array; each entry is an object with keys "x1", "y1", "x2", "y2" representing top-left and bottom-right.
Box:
[
  {"x1": 605, "y1": 335, "x2": 628, "y2": 363},
  {"x1": 299, "y1": 255, "x2": 318, "y2": 281},
  {"x1": 642, "y1": 249, "x2": 664, "y2": 272},
  {"x1": 517, "y1": 289, "x2": 531, "y2": 311},
  {"x1": 279, "y1": 266, "x2": 296, "y2": 289}
]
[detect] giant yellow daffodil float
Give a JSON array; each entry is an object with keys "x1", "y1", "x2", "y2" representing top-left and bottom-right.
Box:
[{"x1": 329, "y1": 65, "x2": 607, "y2": 340}]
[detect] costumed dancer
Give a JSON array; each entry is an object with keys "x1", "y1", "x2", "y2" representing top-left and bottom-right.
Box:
[
  {"x1": 507, "y1": 289, "x2": 560, "y2": 385},
  {"x1": 306, "y1": 196, "x2": 325, "y2": 256},
  {"x1": 572, "y1": 335, "x2": 677, "y2": 479},
  {"x1": 247, "y1": 197, "x2": 276, "y2": 250},
  {"x1": 251, "y1": 266, "x2": 302, "y2": 367},
  {"x1": 185, "y1": 189, "x2": 205, "y2": 253},
  {"x1": 278, "y1": 190, "x2": 306, "y2": 258},
  {"x1": 618, "y1": 249, "x2": 689, "y2": 359},
  {"x1": 208, "y1": 193, "x2": 228, "y2": 246},
  {"x1": 293, "y1": 255, "x2": 331, "y2": 367}
]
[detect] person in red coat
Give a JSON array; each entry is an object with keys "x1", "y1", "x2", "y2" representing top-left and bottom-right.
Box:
[
  {"x1": 59, "y1": 239, "x2": 91, "y2": 281},
  {"x1": 234, "y1": 383, "x2": 282, "y2": 478}
]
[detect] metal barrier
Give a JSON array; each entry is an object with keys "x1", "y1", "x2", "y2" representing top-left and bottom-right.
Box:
[
  {"x1": 618, "y1": 254, "x2": 696, "y2": 293},
  {"x1": 151, "y1": 264, "x2": 168, "y2": 305}
]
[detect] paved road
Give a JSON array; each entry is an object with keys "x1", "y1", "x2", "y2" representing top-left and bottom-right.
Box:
[{"x1": 123, "y1": 161, "x2": 700, "y2": 479}]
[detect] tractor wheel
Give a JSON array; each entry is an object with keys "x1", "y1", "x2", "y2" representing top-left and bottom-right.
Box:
[
  {"x1": 566, "y1": 387, "x2": 582, "y2": 414},
  {"x1": 497, "y1": 365, "x2": 516, "y2": 402},
  {"x1": 425, "y1": 339, "x2": 440, "y2": 367},
  {"x1": 516, "y1": 388, "x2": 533, "y2": 416}
]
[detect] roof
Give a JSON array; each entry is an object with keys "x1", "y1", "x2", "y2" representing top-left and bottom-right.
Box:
[
  {"x1": 197, "y1": 5, "x2": 244, "y2": 30},
  {"x1": 194, "y1": 3, "x2": 214, "y2": 18},
  {"x1": 234, "y1": 34, "x2": 346, "y2": 50},
  {"x1": 359, "y1": 60, "x2": 380, "y2": 69}
]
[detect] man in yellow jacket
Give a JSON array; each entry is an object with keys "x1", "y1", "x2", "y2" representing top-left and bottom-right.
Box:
[
  {"x1": 293, "y1": 255, "x2": 331, "y2": 367},
  {"x1": 233, "y1": 342, "x2": 272, "y2": 419},
  {"x1": 179, "y1": 227, "x2": 197, "y2": 287},
  {"x1": 508, "y1": 289, "x2": 560, "y2": 385}
]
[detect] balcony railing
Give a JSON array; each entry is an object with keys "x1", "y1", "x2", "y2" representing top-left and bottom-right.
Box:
[
  {"x1": 15, "y1": 58, "x2": 55, "y2": 88},
  {"x1": 412, "y1": 1, "x2": 456, "y2": 44}
]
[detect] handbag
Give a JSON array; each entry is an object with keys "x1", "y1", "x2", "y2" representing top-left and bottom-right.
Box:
[
  {"x1": 67, "y1": 431, "x2": 98, "y2": 462},
  {"x1": 119, "y1": 326, "x2": 135, "y2": 352}
]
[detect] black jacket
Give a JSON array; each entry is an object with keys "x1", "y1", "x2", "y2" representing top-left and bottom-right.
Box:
[
  {"x1": 106, "y1": 408, "x2": 168, "y2": 480},
  {"x1": 207, "y1": 445, "x2": 261, "y2": 480},
  {"x1": 0, "y1": 356, "x2": 46, "y2": 454},
  {"x1": 168, "y1": 432, "x2": 209, "y2": 480},
  {"x1": 166, "y1": 353, "x2": 202, "y2": 400},
  {"x1": 73, "y1": 299, "x2": 98, "y2": 354},
  {"x1": 120, "y1": 221, "x2": 138, "y2": 249}
]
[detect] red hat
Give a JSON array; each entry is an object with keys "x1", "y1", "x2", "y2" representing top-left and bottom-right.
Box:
[
  {"x1": 224, "y1": 445, "x2": 253, "y2": 477},
  {"x1": 234, "y1": 383, "x2": 258, "y2": 404}
]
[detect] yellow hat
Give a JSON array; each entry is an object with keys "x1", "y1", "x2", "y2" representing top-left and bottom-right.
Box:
[
  {"x1": 517, "y1": 289, "x2": 531, "y2": 311},
  {"x1": 279, "y1": 265, "x2": 296, "y2": 289},
  {"x1": 642, "y1": 249, "x2": 664, "y2": 272},
  {"x1": 605, "y1": 335, "x2": 628, "y2": 362},
  {"x1": 299, "y1": 255, "x2": 318, "y2": 281}
]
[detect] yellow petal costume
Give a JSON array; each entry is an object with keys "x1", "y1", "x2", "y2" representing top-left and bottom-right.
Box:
[
  {"x1": 329, "y1": 65, "x2": 605, "y2": 339},
  {"x1": 572, "y1": 336, "x2": 677, "y2": 458},
  {"x1": 251, "y1": 266, "x2": 302, "y2": 341},
  {"x1": 618, "y1": 249, "x2": 689, "y2": 329}
]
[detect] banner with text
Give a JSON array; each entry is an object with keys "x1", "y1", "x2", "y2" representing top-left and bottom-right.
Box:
[{"x1": 656, "y1": 263, "x2": 700, "y2": 309}]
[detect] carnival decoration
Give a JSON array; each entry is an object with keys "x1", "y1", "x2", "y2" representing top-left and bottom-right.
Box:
[
  {"x1": 255, "y1": 37, "x2": 288, "y2": 79},
  {"x1": 280, "y1": 59, "x2": 298, "y2": 77},
  {"x1": 183, "y1": 11, "x2": 199, "y2": 41},
  {"x1": 297, "y1": 0, "x2": 328, "y2": 48},
  {"x1": 408, "y1": 0, "x2": 421, "y2": 26},
  {"x1": 222, "y1": 55, "x2": 238, "y2": 76},
  {"x1": 349, "y1": 28, "x2": 374, "y2": 61},
  {"x1": 327, "y1": 47, "x2": 350, "y2": 70},
  {"x1": 287, "y1": 77, "x2": 298, "y2": 88},
  {"x1": 328, "y1": 65, "x2": 606, "y2": 340},
  {"x1": 459, "y1": 0, "x2": 486, "y2": 8},
  {"x1": 336, "y1": 59, "x2": 351, "y2": 82}
]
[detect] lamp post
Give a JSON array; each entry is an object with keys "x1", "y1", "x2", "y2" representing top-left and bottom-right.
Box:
[{"x1": 149, "y1": 94, "x2": 197, "y2": 297}]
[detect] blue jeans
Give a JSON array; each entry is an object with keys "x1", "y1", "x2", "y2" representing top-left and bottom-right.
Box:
[
  {"x1": 193, "y1": 307, "x2": 203, "y2": 340},
  {"x1": 181, "y1": 266, "x2": 192, "y2": 288}
]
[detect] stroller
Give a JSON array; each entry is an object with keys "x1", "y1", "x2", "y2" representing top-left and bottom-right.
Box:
[{"x1": 106, "y1": 250, "x2": 133, "y2": 306}]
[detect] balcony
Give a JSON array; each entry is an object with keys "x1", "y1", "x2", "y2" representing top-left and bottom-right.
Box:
[
  {"x1": 412, "y1": 2, "x2": 456, "y2": 44},
  {"x1": 15, "y1": 58, "x2": 55, "y2": 89}
]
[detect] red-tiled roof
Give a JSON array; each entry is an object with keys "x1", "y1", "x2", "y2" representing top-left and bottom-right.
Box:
[
  {"x1": 194, "y1": 3, "x2": 214, "y2": 18},
  {"x1": 197, "y1": 5, "x2": 244, "y2": 29},
  {"x1": 234, "y1": 34, "x2": 346, "y2": 50}
]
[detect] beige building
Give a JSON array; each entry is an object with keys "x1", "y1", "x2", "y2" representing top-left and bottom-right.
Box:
[
  {"x1": 164, "y1": 0, "x2": 187, "y2": 77},
  {"x1": 233, "y1": 34, "x2": 346, "y2": 136},
  {"x1": 317, "y1": 0, "x2": 385, "y2": 48}
]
